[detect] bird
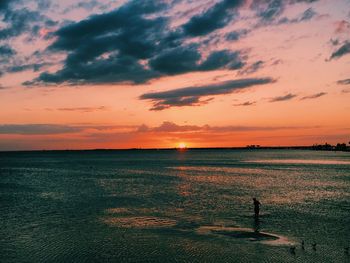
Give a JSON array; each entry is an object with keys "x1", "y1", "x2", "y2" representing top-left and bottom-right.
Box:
[
  {"x1": 290, "y1": 246, "x2": 296, "y2": 255},
  {"x1": 312, "y1": 243, "x2": 317, "y2": 251}
]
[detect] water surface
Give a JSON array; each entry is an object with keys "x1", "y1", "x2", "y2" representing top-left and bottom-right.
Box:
[{"x1": 1, "y1": 150, "x2": 349, "y2": 262}]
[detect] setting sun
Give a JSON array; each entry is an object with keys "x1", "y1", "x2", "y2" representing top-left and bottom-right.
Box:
[{"x1": 178, "y1": 142, "x2": 187, "y2": 149}]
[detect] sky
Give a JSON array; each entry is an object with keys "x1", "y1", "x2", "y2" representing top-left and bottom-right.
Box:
[{"x1": 0, "y1": 0, "x2": 349, "y2": 150}]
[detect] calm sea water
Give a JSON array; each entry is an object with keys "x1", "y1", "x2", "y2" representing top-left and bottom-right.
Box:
[{"x1": 1, "y1": 150, "x2": 349, "y2": 262}]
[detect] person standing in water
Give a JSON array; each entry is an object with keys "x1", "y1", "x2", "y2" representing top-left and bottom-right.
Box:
[{"x1": 253, "y1": 198, "x2": 261, "y2": 218}]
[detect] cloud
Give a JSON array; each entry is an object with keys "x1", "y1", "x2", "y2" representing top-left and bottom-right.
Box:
[
  {"x1": 26, "y1": 55, "x2": 160, "y2": 86},
  {"x1": 251, "y1": 0, "x2": 285, "y2": 23},
  {"x1": 278, "y1": 7, "x2": 317, "y2": 24},
  {"x1": 0, "y1": 0, "x2": 12, "y2": 12},
  {"x1": 299, "y1": 7, "x2": 317, "y2": 21},
  {"x1": 225, "y1": 29, "x2": 248, "y2": 41},
  {"x1": 334, "y1": 20, "x2": 350, "y2": 34},
  {"x1": 199, "y1": 50, "x2": 244, "y2": 70},
  {"x1": 330, "y1": 41, "x2": 350, "y2": 60},
  {"x1": 138, "y1": 121, "x2": 203, "y2": 133},
  {"x1": 6, "y1": 63, "x2": 50, "y2": 73},
  {"x1": 5, "y1": 0, "x2": 323, "y2": 88},
  {"x1": 24, "y1": 0, "x2": 171, "y2": 85},
  {"x1": 0, "y1": 124, "x2": 83, "y2": 135},
  {"x1": 300, "y1": 92, "x2": 327, "y2": 100},
  {"x1": 0, "y1": 5, "x2": 56, "y2": 40},
  {"x1": 0, "y1": 121, "x2": 307, "y2": 137},
  {"x1": 149, "y1": 47, "x2": 244, "y2": 75},
  {"x1": 140, "y1": 77, "x2": 275, "y2": 110},
  {"x1": 337, "y1": 78, "x2": 350, "y2": 85},
  {"x1": 182, "y1": 0, "x2": 243, "y2": 36},
  {"x1": 49, "y1": 106, "x2": 108, "y2": 113},
  {"x1": 251, "y1": 0, "x2": 319, "y2": 25},
  {"x1": 0, "y1": 0, "x2": 58, "y2": 78},
  {"x1": 239, "y1": 61, "x2": 264, "y2": 75},
  {"x1": 148, "y1": 44, "x2": 200, "y2": 75},
  {"x1": 269, "y1": 93, "x2": 297, "y2": 102},
  {"x1": 330, "y1": 38, "x2": 339, "y2": 46},
  {"x1": 25, "y1": 0, "x2": 247, "y2": 86},
  {"x1": 137, "y1": 121, "x2": 314, "y2": 133},
  {"x1": 0, "y1": 44, "x2": 16, "y2": 57},
  {"x1": 62, "y1": 0, "x2": 106, "y2": 13},
  {"x1": 0, "y1": 123, "x2": 137, "y2": 135},
  {"x1": 233, "y1": 101, "x2": 257, "y2": 106}
]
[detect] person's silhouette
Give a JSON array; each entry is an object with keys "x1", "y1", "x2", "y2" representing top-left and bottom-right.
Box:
[{"x1": 253, "y1": 198, "x2": 261, "y2": 218}]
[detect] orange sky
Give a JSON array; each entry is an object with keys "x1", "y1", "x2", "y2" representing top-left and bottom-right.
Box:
[{"x1": 0, "y1": 0, "x2": 349, "y2": 150}]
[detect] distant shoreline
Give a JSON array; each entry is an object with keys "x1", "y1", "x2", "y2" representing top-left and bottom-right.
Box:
[{"x1": 0, "y1": 146, "x2": 349, "y2": 153}]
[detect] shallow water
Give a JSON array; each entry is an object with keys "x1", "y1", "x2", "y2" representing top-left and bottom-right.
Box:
[{"x1": 0, "y1": 149, "x2": 349, "y2": 262}]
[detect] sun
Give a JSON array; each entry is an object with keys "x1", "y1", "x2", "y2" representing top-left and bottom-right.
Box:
[{"x1": 178, "y1": 142, "x2": 187, "y2": 149}]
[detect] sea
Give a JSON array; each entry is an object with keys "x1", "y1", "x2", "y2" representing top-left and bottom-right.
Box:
[{"x1": 1, "y1": 149, "x2": 349, "y2": 262}]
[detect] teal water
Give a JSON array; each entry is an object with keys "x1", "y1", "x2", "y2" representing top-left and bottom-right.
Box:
[{"x1": 1, "y1": 150, "x2": 349, "y2": 262}]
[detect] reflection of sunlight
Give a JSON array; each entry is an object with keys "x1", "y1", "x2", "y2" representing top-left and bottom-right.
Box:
[
  {"x1": 169, "y1": 165, "x2": 348, "y2": 205},
  {"x1": 245, "y1": 159, "x2": 350, "y2": 165},
  {"x1": 102, "y1": 216, "x2": 177, "y2": 228}
]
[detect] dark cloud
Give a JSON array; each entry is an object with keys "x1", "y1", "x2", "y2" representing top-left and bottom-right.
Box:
[
  {"x1": 337, "y1": 78, "x2": 350, "y2": 85},
  {"x1": 330, "y1": 38, "x2": 339, "y2": 46},
  {"x1": 50, "y1": 1, "x2": 168, "y2": 53},
  {"x1": 0, "y1": 123, "x2": 136, "y2": 135},
  {"x1": 199, "y1": 50, "x2": 244, "y2": 70},
  {"x1": 233, "y1": 101, "x2": 257, "y2": 106},
  {"x1": 239, "y1": 61, "x2": 264, "y2": 75},
  {"x1": 26, "y1": 54, "x2": 160, "y2": 85},
  {"x1": 140, "y1": 77, "x2": 274, "y2": 110},
  {"x1": 330, "y1": 41, "x2": 350, "y2": 60},
  {"x1": 0, "y1": 124, "x2": 83, "y2": 135},
  {"x1": 269, "y1": 93, "x2": 297, "y2": 102},
  {"x1": 0, "y1": 0, "x2": 11, "y2": 11},
  {"x1": 251, "y1": 0, "x2": 319, "y2": 24},
  {"x1": 22, "y1": 0, "x2": 321, "y2": 87},
  {"x1": 252, "y1": 0, "x2": 285, "y2": 22},
  {"x1": 148, "y1": 97, "x2": 214, "y2": 111},
  {"x1": 138, "y1": 121, "x2": 203, "y2": 133},
  {"x1": 149, "y1": 44, "x2": 201, "y2": 75},
  {"x1": 0, "y1": 7, "x2": 56, "y2": 40},
  {"x1": 299, "y1": 7, "x2": 317, "y2": 21},
  {"x1": 150, "y1": 47, "x2": 244, "y2": 75},
  {"x1": 300, "y1": 92, "x2": 327, "y2": 100},
  {"x1": 36, "y1": 0, "x2": 53, "y2": 11},
  {"x1": 26, "y1": 0, "x2": 247, "y2": 86},
  {"x1": 278, "y1": 7, "x2": 317, "y2": 24},
  {"x1": 6, "y1": 63, "x2": 50, "y2": 73},
  {"x1": 0, "y1": 44, "x2": 16, "y2": 57},
  {"x1": 142, "y1": 78, "x2": 274, "y2": 100},
  {"x1": 225, "y1": 29, "x2": 248, "y2": 41},
  {"x1": 24, "y1": 1, "x2": 175, "y2": 85},
  {"x1": 150, "y1": 45, "x2": 243, "y2": 75},
  {"x1": 137, "y1": 121, "x2": 312, "y2": 133},
  {"x1": 182, "y1": 0, "x2": 243, "y2": 36},
  {"x1": 0, "y1": 0, "x2": 58, "y2": 79},
  {"x1": 62, "y1": 0, "x2": 103, "y2": 13}
]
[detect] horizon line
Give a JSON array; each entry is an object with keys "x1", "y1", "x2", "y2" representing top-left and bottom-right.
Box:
[{"x1": 1, "y1": 145, "x2": 347, "y2": 153}]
